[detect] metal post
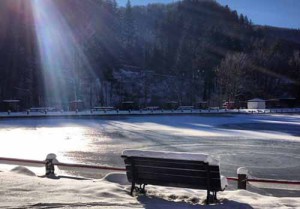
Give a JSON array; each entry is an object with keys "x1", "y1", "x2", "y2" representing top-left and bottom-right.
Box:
[{"x1": 237, "y1": 167, "x2": 248, "y2": 190}]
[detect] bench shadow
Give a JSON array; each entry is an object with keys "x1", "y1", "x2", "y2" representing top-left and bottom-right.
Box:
[
  {"x1": 137, "y1": 196, "x2": 254, "y2": 209},
  {"x1": 42, "y1": 175, "x2": 91, "y2": 181}
]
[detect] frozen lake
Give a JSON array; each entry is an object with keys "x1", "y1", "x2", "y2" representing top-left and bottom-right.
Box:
[{"x1": 0, "y1": 114, "x2": 299, "y2": 197}]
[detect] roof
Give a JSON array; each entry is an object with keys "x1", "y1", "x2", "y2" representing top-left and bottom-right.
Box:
[
  {"x1": 248, "y1": 98, "x2": 266, "y2": 102},
  {"x1": 70, "y1": 100, "x2": 83, "y2": 103},
  {"x1": 2, "y1": 100, "x2": 20, "y2": 103}
]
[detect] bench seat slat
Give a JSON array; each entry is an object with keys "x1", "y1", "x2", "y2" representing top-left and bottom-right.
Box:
[
  {"x1": 126, "y1": 174, "x2": 221, "y2": 190},
  {"x1": 124, "y1": 158, "x2": 219, "y2": 171},
  {"x1": 125, "y1": 165, "x2": 220, "y2": 178},
  {"x1": 126, "y1": 172, "x2": 221, "y2": 190}
]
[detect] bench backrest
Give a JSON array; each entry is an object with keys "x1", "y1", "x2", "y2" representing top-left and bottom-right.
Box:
[{"x1": 122, "y1": 156, "x2": 222, "y2": 191}]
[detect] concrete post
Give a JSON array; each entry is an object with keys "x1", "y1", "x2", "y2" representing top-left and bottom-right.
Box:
[
  {"x1": 237, "y1": 167, "x2": 248, "y2": 190},
  {"x1": 45, "y1": 153, "x2": 57, "y2": 176}
]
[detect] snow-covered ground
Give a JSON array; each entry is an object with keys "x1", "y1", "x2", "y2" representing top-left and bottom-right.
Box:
[
  {"x1": 0, "y1": 114, "x2": 299, "y2": 208},
  {"x1": 1, "y1": 167, "x2": 299, "y2": 209}
]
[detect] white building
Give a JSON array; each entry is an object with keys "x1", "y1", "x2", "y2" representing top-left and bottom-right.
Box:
[{"x1": 247, "y1": 98, "x2": 266, "y2": 109}]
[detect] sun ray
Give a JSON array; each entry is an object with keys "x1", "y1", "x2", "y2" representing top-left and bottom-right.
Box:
[{"x1": 31, "y1": 0, "x2": 97, "y2": 109}]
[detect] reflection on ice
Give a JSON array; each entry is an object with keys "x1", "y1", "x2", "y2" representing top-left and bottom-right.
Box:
[{"x1": 0, "y1": 126, "x2": 87, "y2": 161}]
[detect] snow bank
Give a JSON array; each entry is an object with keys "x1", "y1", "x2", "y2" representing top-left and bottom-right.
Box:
[
  {"x1": 237, "y1": 167, "x2": 249, "y2": 175},
  {"x1": 122, "y1": 150, "x2": 219, "y2": 166},
  {"x1": 1, "y1": 168, "x2": 299, "y2": 209}
]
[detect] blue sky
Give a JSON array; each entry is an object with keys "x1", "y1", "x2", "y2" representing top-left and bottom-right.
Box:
[{"x1": 117, "y1": 0, "x2": 300, "y2": 29}]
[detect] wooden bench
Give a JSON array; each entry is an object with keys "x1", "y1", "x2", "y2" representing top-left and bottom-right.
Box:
[{"x1": 122, "y1": 150, "x2": 227, "y2": 204}]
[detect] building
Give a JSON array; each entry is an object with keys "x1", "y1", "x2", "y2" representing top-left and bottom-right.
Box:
[
  {"x1": 1, "y1": 100, "x2": 21, "y2": 112},
  {"x1": 247, "y1": 98, "x2": 266, "y2": 109}
]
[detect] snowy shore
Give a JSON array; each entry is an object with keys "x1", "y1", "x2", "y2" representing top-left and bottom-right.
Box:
[
  {"x1": 1, "y1": 167, "x2": 299, "y2": 209},
  {"x1": 0, "y1": 108, "x2": 300, "y2": 119}
]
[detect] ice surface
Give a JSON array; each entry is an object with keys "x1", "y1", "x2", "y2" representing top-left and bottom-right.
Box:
[{"x1": 0, "y1": 113, "x2": 299, "y2": 197}]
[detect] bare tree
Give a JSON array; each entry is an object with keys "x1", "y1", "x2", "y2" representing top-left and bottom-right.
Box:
[{"x1": 216, "y1": 53, "x2": 250, "y2": 102}]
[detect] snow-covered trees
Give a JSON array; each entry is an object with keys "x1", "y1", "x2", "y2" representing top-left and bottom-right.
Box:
[
  {"x1": 216, "y1": 53, "x2": 250, "y2": 102},
  {"x1": 0, "y1": 0, "x2": 299, "y2": 110}
]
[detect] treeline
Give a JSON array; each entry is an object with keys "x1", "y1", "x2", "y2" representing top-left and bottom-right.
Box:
[{"x1": 0, "y1": 0, "x2": 299, "y2": 109}]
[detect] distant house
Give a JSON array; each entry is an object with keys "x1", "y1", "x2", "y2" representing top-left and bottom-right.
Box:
[
  {"x1": 69, "y1": 100, "x2": 84, "y2": 111},
  {"x1": 266, "y1": 99, "x2": 280, "y2": 108},
  {"x1": 223, "y1": 101, "x2": 236, "y2": 109},
  {"x1": 1, "y1": 100, "x2": 21, "y2": 112},
  {"x1": 163, "y1": 101, "x2": 179, "y2": 110},
  {"x1": 279, "y1": 98, "x2": 296, "y2": 108},
  {"x1": 247, "y1": 98, "x2": 266, "y2": 109},
  {"x1": 195, "y1": 102, "x2": 208, "y2": 109},
  {"x1": 120, "y1": 101, "x2": 137, "y2": 110},
  {"x1": 266, "y1": 98, "x2": 296, "y2": 108}
]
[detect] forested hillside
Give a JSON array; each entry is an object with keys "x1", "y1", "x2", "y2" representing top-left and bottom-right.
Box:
[{"x1": 0, "y1": 0, "x2": 299, "y2": 110}]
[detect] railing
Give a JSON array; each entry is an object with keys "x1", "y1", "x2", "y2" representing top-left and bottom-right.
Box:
[
  {"x1": 1, "y1": 155, "x2": 300, "y2": 192},
  {"x1": 227, "y1": 177, "x2": 300, "y2": 185},
  {"x1": 0, "y1": 156, "x2": 126, "y2": 175}
]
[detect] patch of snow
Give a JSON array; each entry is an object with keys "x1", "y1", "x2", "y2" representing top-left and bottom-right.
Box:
[
  {"x1": 237, "y1": 167, "x2": 248, "y2": 175},
  {"x1": 122, "y1": 150, "x2": 219, "y2": 166},
  {"x1": 46, "y1": 153, "x2": 59, "y2": 163},
  {"x1": 103, "y1": 172, "x2": 130, "y2": 185},
  {"x1": 220, "y1": 175, "x2": 228, "y2": 190},
  {"x1": 1, "y1": 170, "x2": 299, "y2": 209},
  {"x1": 10, "y1": 166, "x2": 36, "y2": 177}
]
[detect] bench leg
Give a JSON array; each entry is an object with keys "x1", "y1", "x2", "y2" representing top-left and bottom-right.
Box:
[
  {"x1": 130, "y1": 182, "x2": 135, "y2": 196},
  {"x1": 206, "y1": 191, "x2": 218, "y2": 205},
  {"x1": 214, "y1": 191, "x2": 217, "y2": 201},
  {"x1": 206, "y1": 190, "x2": 210, "y2": 205},
  {"x1": 140, "y1": 184, "x2": 146, "y2": 194}
]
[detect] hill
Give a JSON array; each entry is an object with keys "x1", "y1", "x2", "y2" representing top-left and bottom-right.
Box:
[{"x1": 0, "y1": 0, "x2": 299, "y2": 110}]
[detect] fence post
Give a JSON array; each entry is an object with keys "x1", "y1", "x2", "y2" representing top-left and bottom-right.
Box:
[
  {"x1": 45, "y1": 153, "x2": 57, "y2": 176},
  {"x1": 237, "y1": 167, "x2": 248, "y2": 190}
]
